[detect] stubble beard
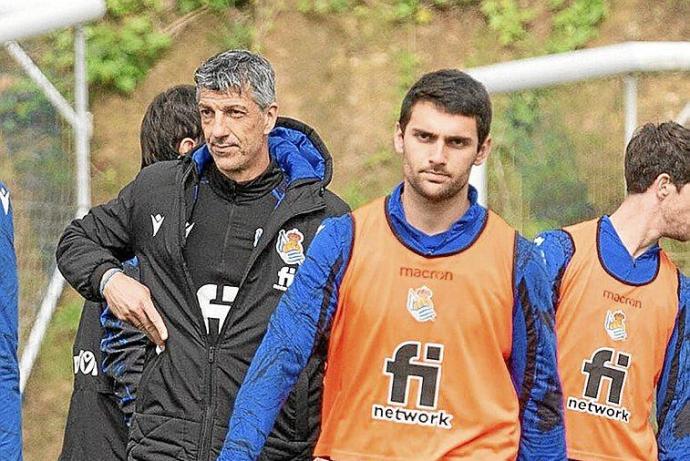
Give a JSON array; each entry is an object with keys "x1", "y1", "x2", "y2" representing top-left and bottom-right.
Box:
[{"x1": 406, "y1": 169, "x2": 469, "y2": 204}]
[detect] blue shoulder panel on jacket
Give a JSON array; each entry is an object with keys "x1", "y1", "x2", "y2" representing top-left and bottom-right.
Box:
[
  {"x1": 512, "y1": 236, "x2": 566, "y2": 460},
  {"x1": 0, "y1": 182, "x2": 22, "y2": 461},
  {"x1": 657, "y1": 273, "x2": 690, "y2": 460},
  {"x1": 219, "y1": 214, "x2": 353, "y2": 461}
]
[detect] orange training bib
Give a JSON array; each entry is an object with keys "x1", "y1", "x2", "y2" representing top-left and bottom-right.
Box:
[
  {"x1": 314, "y1": 197, "x2": 519, "y2": 461},
  {"x1": 557, "y1": 219, "x2": 679, "y2": 461}
]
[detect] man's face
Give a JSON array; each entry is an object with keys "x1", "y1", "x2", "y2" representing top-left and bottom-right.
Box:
[
  {"x1": 661, "y1": 181, "x2": 690, "y2": 241},
  {"x1": 198, "y1": 87, "x2": 277, "y2": 181},
  {"x1": 394, "y1": 101, "x2": 490, "y2": 203}
]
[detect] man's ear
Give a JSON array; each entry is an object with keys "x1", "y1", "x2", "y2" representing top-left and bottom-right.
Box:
[
  {"x1": 474, "y1": 136, "x2": 492, "y2": 166},
  {"x1": 263, "y1": 103, "x2": 279, "y2": 135},
  {"x1": 394, "y1": 122, "x2": 404, "y2": 155},
  {"x1": 654, "y1": 173, "x2": 673, "y2": 200},
  {"x1": 177, "y1": 138, "x2": 197, "y2": 156}
]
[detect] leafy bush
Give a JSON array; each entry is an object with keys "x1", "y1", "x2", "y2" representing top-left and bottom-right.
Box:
[
  {"x1": 177, "y1": 0, "x2": 249, "y2": 14},
  {"x1": 480, "y1": 0, "x2": 535, "y2": 45},
  {"x1": 548, "y1": 0, "x2": 609, "y2": 52}
]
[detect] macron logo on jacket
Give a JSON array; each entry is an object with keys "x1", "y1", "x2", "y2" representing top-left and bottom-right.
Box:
[{"x1": 151, "y1": 214, "x2": 165, "y2": 237}]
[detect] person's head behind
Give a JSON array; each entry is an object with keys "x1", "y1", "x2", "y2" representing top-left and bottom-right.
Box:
[
  {"x1": 395, "y1": 69, "x2": 492, "y2": 204},
  {"x1": 625, "y1": 121, "x2": 690, "y2": 240},
  {"x1": 140, "y1": 84, "x2": 203, "y2": 169},
  {"x1": 194, "y1": 49, "x2": 278, "y2": 181}
]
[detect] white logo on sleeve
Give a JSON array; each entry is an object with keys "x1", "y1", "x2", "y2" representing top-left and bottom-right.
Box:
[
  {"x1": 0, "y1": 187, "x2": 9, "y2": 215},
  {"x1": 185, "y1": 222, "x2": 195, "y2": 238},
  {"x1": 73, "y1": 350, "x2": 98, "y2": 376},
  {"x1": 151, "y1": 214, "x2": 165, "y2": 237},
  {"x1": 254, "y1": 228, "x2": 263, "y2": 247}
]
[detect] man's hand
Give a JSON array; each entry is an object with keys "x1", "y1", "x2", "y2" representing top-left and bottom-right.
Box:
[{"x1": 103, "y1": 271, "x2": 168, "y2": 347}]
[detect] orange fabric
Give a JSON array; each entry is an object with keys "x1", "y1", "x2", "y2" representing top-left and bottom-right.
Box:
[
  {"x1": 557, "y1": 219, "x2": 679, "y2": 461},
  {"x1": 314, "y1": 197, "x2": 519, "y2": 461}
]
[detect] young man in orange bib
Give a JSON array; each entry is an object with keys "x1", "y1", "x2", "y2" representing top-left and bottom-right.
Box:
[
  {"x1": 535, "y1": 122, "x2": 690, "y2": 461},
  {"x1": 218, "y1": 69, "x2": 566, "y2": 461}
]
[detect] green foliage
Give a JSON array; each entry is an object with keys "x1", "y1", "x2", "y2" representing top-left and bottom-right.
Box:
[
  {"x1": 216, "y1": 16, "x2": 255, "y2": 50},
  {"x1": 109, "y1": 0, "x2": 161, "y2": 17},
  {"x1": 0, "y1": 80, "x2": 56, "y2": 133},
  {"x1": 491, "y1": 92, "x2": 596, "y2": 233},
  {"x1": 41, "y1": 0, "x2": 172, "y2": 94},
  {"x1": 342, "y1": 182, "x2": 369, "y2": 209},
  {"x1": 480, "y1": 0, "x2": 535, "y2": 45},
  {"x1": 547, "y1": 0, "x2": 608, "y2": 52},
  {"x1": 395, "y1": 50, "x2": 421, "y2": 100},
  {"x1": 297, "y1": 0, "x2": 355, "y2": 15},
  {"x1": 177, "y1": 0, "x2": 248, "y2": 14},
  {"x1": 37, "y1": 0, "x2": 257, "y2": 94},
  {"x1": 88, "y1": 16, "x2": 171, "y2": 93}
]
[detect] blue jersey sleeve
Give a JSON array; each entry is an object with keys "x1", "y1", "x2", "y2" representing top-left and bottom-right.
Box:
[
  {"x1": 657, "y1": 273, "x2": 690, "y2": 460},
  {"x1": 218, "y1": 214, "x2": 354, "y2": 461},
  {"x1": 0, "y1": 183, "x2": 22, "y2": 460},
  {"x1": 511, "y1": 235, "x2": 568, "y2": 460}
]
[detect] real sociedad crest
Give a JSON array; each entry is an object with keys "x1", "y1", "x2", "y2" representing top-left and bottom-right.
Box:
[
  {"x1": 604, "y1": 309, "x2": 627, "y2": 341},
  {"x1": 276, "y1": 228, "x2": 305, "y2": 265},
  {"x1": 406, "y1": 285, "x2": 437, "y2": 322}
]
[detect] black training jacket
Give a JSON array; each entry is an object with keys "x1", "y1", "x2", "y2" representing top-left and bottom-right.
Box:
[{"x1": 56, "y1": 117, "x2": 350, "y2": 461}]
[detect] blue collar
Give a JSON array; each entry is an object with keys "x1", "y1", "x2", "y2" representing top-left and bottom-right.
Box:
[
  {"x1": 597, "y1": 215, "x2": 660, "y2": 285},
  {"x1": 385, "y1": 183, "x2": 487, "y2": 257}
]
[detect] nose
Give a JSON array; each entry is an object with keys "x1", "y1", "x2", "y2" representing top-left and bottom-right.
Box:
[
  {"x1": 428, "y1": 140, "x2": 447, "y2": 166},
  {"x1": 210, "y1": 112, "x2": 229, "y2": 141}
]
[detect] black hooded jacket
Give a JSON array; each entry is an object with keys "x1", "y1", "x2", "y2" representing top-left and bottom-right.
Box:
[{"x1": 56, "y1": 117, "x2": 349, "y2": 460}]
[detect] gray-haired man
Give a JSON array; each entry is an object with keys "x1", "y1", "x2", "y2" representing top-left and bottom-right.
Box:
[{"x1": 57, "y1": 50, "x2": 349, "y2": 460}]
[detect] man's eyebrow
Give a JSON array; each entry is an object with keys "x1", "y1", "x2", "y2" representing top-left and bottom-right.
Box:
[{"x1": 445, "y1": 135, "x2": 473, "y2": 143}]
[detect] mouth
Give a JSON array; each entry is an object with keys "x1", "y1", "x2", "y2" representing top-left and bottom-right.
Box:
[
  {"x1": 420, "y1": 170, "x2": 450, "y2": 182},
  {"x1": 211, "y1": 144, "x2": 239, "y2": 154}
]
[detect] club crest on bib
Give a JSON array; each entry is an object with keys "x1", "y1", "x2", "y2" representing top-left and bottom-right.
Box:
[
  {"x1": 605, "y1": 309, "x2": 627, "y2": 341},
  {"x1": 406, "y1": 285, "x2": 437, "y2": 322},
  {"x1": 276, "y1": 228, "x2": 305, "y2": 265}
]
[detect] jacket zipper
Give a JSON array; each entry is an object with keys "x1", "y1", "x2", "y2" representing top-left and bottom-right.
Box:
[
  {"x1": 174, "y1": 163, "x2": 217, "y2": 461},
  {"x1": 197, "y1": 190, "x2": 238, "y2": 461},
  {"x1": 198, "y1": 345, "x2": 216, "y2": 461}
]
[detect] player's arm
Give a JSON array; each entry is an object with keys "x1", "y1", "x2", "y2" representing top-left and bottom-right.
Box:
[
  {"x1": 56, "y1": 180, "x2": 137, "y2": 302},
  {"x1": 511, "y1": 232, "x2": 572, "y2": 460},
  {"x1": 57, "y1": 177, "x2": 167, "y2": 347},
  {"x1": 0, "y1": 183, "x2": 22, "y2": 460},
  {"x1": 656, "y1": 273, "x2": 690, "y2": 460},
  {"x1": 217, "y1": 214, "x2": 354, "y2": 461}
]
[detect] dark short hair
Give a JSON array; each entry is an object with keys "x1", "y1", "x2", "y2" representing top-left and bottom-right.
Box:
[
  {"x1": 398, "y1": 69, "x2": 492, "y2": 146},
  {"x1": 140, "y1": 85, "x2": 203, "y2": 168},
  {"x1": 625, "y1": 122, "x2": 690, "y2": 194}
]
